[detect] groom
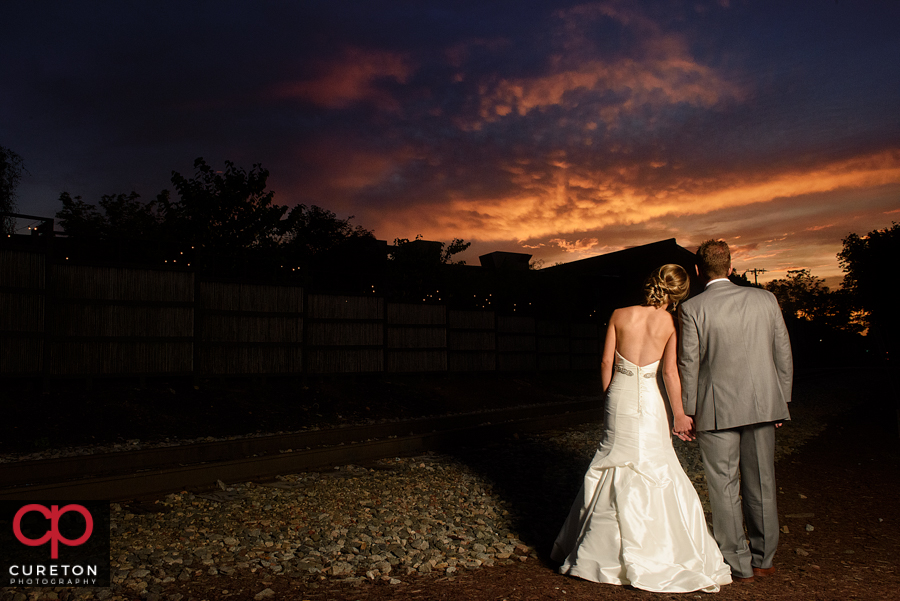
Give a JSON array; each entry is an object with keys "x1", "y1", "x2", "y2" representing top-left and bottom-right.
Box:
[{"x1": 677, "y1": 239, "x2": 793, "y2": 583}]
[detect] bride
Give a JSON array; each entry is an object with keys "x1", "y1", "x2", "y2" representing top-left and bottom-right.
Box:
[{"x1": 551, "y1": 264, "x2": 732, "y2": 593}]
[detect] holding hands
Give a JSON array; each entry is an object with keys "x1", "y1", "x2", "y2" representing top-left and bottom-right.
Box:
[{"x1": 673, "y1": 414, "x2": 696, "y2": 441}]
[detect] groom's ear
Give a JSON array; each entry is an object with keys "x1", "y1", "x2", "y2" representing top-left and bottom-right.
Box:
[{"x1": 727, "y1": 264, "x2": 733, "y2": 277}]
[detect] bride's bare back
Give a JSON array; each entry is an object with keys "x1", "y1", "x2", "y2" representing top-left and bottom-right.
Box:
[
  {"x1": 600, "y1": 304, "x2": 691, "y2": 439},
  {"x1": 607, "y1": 304, "x2": 676, "y2": 367}
]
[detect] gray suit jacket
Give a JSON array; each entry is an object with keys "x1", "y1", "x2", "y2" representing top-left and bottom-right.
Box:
[{"x1": 678, "y1": 280, "x2": 793, "y2": 432}]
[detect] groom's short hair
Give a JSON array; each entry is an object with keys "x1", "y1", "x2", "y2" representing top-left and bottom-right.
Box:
[{"x1": 696, "y1": 239, "x2": 731, "y2": 278}]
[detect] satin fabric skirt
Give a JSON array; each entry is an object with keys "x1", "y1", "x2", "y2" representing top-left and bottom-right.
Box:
[{"x1": 551, "y1": 352, "x2": 732, "y2": 593}]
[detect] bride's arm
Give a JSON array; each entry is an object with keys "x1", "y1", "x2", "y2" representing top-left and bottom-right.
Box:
[
  {"x1": 663, "y1": 330, "x2": 695, "y2": 441},
  {"x1": 600, "y1": 313, "x2": 618, "y2": 393}
]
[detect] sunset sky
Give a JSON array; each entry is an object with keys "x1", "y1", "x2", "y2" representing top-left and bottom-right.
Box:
[{"x1": 3, "y1": 1, "x2": 898, "y2": 285}]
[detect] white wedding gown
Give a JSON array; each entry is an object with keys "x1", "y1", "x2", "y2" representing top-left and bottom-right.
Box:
[{"x1": 551, "y1": 351, "x2": 732, "y2": 593}]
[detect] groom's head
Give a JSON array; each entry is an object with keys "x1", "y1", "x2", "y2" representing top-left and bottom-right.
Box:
[{"x1": 696, "y1": 239, "x2": 733, "y2": 279}]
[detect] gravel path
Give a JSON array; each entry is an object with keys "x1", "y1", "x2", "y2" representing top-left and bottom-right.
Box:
[{"x1": 1, "y1": 403, "x2": 829, "y2": 601}]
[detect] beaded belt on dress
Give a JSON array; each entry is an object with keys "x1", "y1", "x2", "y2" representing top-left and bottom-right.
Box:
[
  {"x1": 614, "y1": 365, "x2": 656, "y2": 378},
  {"x1": 614, "y1": 364, "x2": 656, "y2": 414}
]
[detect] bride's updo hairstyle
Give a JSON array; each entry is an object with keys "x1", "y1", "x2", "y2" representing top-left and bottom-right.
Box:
[{"x1": 643, "y1": 264, "x2": 690, "y2": 309}]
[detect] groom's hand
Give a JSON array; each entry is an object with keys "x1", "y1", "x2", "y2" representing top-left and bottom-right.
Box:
[{"x1": 673, "y1": 414, "x2": 696, "y2": 442}]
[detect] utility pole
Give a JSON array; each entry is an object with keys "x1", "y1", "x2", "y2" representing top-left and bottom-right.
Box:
[{"x1": 743, "y1": 268, "x2": 767, "y2": 285}]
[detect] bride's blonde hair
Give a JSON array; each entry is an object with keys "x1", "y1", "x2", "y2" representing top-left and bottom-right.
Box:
[{"x1": 643, "y1": 264, "x2": 690, "y2": 309}]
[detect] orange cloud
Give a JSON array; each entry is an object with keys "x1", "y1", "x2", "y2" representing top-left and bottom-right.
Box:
[
  {"x1": 368, "y1": 149, "x2": 900, "y2": 246},
  {"x1": 548, "y1": 237, "x2": 601, "y2": 254},
  {"x1": 476, "y1": 58, "x2": 741, "y2": 124},
  {"x1": 468, "y1": 3, "x2": 745, "y2": 127},
  {"x1": 271, "y1": 48, "x2": 412, "y2": 110}
]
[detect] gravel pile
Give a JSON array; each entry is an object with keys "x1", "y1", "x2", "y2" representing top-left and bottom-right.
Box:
[{"x1": 1, "y1": 416, "x2": 826, "y2": 601}]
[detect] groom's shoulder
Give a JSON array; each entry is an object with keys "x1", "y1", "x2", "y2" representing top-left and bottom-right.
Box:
[
  {"x1": 683, "y1": 280, "x2": 768, "y2": 307},
  {"x1": 680, "y1": 288, "x2": 712, "y2": 313},
  {"x1": 740, "y1": 284, "x2": 777, "y2": 301}
]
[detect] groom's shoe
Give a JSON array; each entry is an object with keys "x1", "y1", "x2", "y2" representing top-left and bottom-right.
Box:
[
  {"x1": 732, "y1": 575, "x2": 756, "y2": 584},
  {"x1": 753, "y1": 566, "x2": 777, "y2": 578}
]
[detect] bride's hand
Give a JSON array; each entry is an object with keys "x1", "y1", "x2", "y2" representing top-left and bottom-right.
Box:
[{"x1": 673, "y1": 414, "x2": 696, "y2": 441}]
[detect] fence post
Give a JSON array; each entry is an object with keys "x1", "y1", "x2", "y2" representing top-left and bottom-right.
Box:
[
  {"x1": 40, "y1": 242, "x2": 53, "y2": 394},
  {"x1": 301, "y1": 287, "x2": 308, "y2": 377},
  {"x1": 192, "y1": 273, "x2": 201, "y2": 388}
]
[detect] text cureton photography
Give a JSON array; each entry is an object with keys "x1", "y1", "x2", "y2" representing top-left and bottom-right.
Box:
[{"x1": 1, "y1": 500, "x2": 110, "y2": 588}]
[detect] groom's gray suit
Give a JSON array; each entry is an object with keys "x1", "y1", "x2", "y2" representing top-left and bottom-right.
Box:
[{"x1": 678, "y1": 279, "x2": 792, "y2": 579}]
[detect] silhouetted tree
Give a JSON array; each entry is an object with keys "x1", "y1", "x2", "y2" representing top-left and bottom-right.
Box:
[
  {"x1": 839, "y1": 222, "x2": 900, "y2": 349},
  {"x1": 158, "y1": 158, "x2": 289, "y2": 272},
  {"x1": 281, "y1": 204, "x2": 374, "y2": 262},
  {"x1": 54, "y1": 157, "x2": 384, "y2": 280},
  {"x1": 56, "y1": 192, "x2": 105, "y2": 237},
  {"x1": 386, "y1": 236, "x2": 472, "y2": 302},
  {"x1": 57, "y1": 191, "x2": 161, "y2": 240},
  {"x1": 388, "y1": 236, "x2": 471, "y2": 266},
  {"x1": 1, "y1": 146, "x2": 26, "y2": 234},
  {"x1": 764, "y1": 269, "x2": 862, "y2": 334},
  {"x1": 440, "y1": 238, "x2": 472, "y2": 265},
  {"x1": 278, "y1": 204, "x2": 379, "y2": 291}
]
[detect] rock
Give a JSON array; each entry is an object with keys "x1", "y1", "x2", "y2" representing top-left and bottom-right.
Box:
[
  {"x1": 796, "y1": 548, "x2": 810, "y2": 556},
  {"x1": 254, "y1": 588, "x2": 276, "y2": 600},
  {"x1": 805, "y1": 524, "x2": 814, "y2": 531},
  {"x1": 329, "y1": 562, "x2": 354, "y2": 577}
]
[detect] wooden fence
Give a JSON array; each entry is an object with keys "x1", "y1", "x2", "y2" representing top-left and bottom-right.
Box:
[
  {"x1": 0, "y1": 250, "x2": 45, "y2": 376},
  {"x1": 0, "y1": 249, "x2": 601, "y2": 378}
]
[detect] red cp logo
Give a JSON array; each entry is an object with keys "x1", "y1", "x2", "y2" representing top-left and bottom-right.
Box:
[{"x1": 13, "y1": 504, "x2": 94, "y2": 559}]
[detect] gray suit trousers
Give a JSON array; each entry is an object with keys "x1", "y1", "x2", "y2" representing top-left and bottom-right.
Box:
[{"x1": 697, "y1": 423, "x2": 778, "y2": 578}]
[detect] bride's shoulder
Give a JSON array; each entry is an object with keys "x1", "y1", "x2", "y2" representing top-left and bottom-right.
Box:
[{"x1": 610, "y1": 305, "x2": 641, "y2": 320}]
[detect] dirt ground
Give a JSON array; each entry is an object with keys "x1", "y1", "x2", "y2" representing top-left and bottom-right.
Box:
[
  {"x1": 154, "y1": 369, "x2": 900, "y2": 601},
  {"x1": 1, "y1": 373, "x2": 602, "y2": 455}
]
